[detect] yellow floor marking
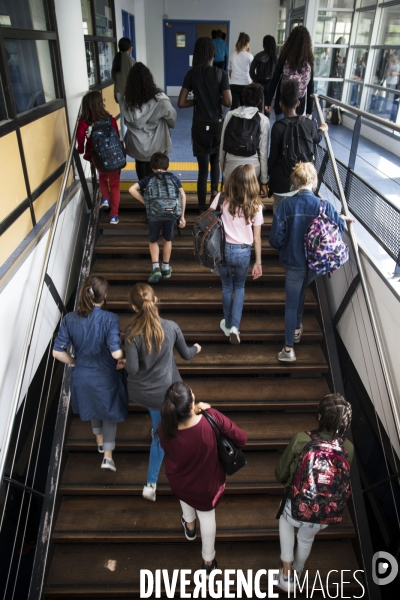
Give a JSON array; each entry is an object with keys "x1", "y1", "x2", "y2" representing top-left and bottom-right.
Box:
[
  {"x1": 120, "y1": 181, "x2": 204, "y2": 192},
  {"x1": 123, "y1": 161, "x2": 199, "y2": 171}
]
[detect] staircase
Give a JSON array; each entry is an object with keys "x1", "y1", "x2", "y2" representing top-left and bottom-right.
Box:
[{"x1": 44, "y1": 188, "x2": 361, "y2": 597}]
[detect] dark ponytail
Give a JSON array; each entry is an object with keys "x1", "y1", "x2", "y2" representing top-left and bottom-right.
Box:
[
  {"x1": 161, "y1": 382, "x2": 193, "y2": 442},
  {"x1": 77, "y1": 275, "x2": 108, "y2": 318},
  {"x1": 317, "y1": 393, "x2": 352, "y2": 438},
  {"x1": 113, "y1": 37, "x2": 132, "y2": 73}
]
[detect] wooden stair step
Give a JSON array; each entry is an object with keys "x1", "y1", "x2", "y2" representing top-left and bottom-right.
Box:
[
  {"x1": 66, "y1": 412, "x2": 318, "y2": 451},
  {"x1": 117, "y1": 191, "x2": 274, "y2": 210},
  {"x1": 60, "y1": 451, "x2": 282, "y2": 495},
  {"x1": 98, "y1": 212, "x2": 273, "y2": 230},
  {"x1": 44, "y1": 540, "x2": 361, "y2": 597},
  {"x1": 95, "y1": 234, "x2": 277, "y2": 254},
  {"x1": 106, "y1": 284, "x2": 318, "y2": 310},
  {"x1": 173, "y1": 343, "x2": 328, "y2": 374},
  {"x1": 92, "y1": 258, "x2": 285, "y2": 281},
  {"x1": 53, "y1": 495, "x2": 354, "y2": 543},
  {"x1": 119, "y1": 312, "x2": 323, "y2": 342}
]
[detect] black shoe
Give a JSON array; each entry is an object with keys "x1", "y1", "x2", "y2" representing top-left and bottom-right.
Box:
[
  {"x1": 199, "y1": 205, "x2": 207, "y2": 214},
  {"x1": 181, "y1": 515, "x2": 196, "y2": 540},
  {"x1": 201, "y1": 558, "x2": 217, "y2": 578}
]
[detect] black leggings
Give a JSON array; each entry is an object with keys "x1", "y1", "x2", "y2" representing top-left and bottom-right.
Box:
[
  {"x1": 136, "y1": 160, "x2": 152, "y2": 181},
  {"x1": 197, "y1": 153, "x2": 220, "y2": 209}
]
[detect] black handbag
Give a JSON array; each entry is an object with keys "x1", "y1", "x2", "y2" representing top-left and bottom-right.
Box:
[{"x1": 202, "y1": 411, "x2": 247, "y2": 476}]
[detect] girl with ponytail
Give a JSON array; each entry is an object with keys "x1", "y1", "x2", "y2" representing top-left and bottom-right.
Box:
[
  {"x1": 229, "y1": 32, "x2": 253, "y2": 110},
  {"x1": 159, "y1": 382, "x2": 247, "y2": 576},
  {"x1": 53, "y1": 276, "x2": 128, "y2": 472},
  {"x1": 111, "y1": 37, "x2": 135, "y2": 139},
  {"x1": 124, "y1": 284, "x2": 201, "y2": 501}
]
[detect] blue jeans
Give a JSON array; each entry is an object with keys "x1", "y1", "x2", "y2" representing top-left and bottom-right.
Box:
[
  {"x1": 219, "y1": 243, "x2": 251, "y2": 329},
  {"x1": 285, "y1": 268, "x2": 317, "y2": 347},
  {"x1": 147, "y1": 409, "x2": 164, "y2": 484}
]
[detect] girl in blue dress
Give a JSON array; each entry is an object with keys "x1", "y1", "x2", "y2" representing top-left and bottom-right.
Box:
[{"x1": 53, "y1": 275, "x2": 128, "y2": 472}]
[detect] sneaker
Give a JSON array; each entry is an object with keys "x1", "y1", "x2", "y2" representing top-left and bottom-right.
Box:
[
  {"x1": 109, "y1": 216, "x2": 119, "y2": 225},
  {"x1": 148, "y1": 268, "x2": 162, "y2": 283},
  {"x1": 161, "y1": 266, "x2": 173, "y2": 279},
  {"x1": 229, "y1": 326, "x2": 240, "y2": 345},
  {"x1": 143, "y1": 483, "x2": 156, "y2": 502},
  {"x1": 294, "y1": 323, "x2": 304, "y2": 344},
  {"x1": 181, "y1": 515, "x2": 196, "y2": 541},
  {"x1": 201, "y1": 559, "x2": 217, "y2": 578},
  {"x1": 98, "y1": 444, "x2": 104, "y2": 453},
  {"x1": 277, "y1": 347, "x2": 296, "y2": 362},
  {"x1": 277, "y1": 568, "x2": 294, "y2": 593},
  {"x1": 100, "y1": 198, "x2": 110, "y2": 210},
  {"x1": 101, "y1": 457, "x2": 116, "y2": 472},
  {"x1": 220, "y1": 319, "x2": 231, "y2": 337}
]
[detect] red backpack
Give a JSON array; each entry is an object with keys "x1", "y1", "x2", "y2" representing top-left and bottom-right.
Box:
[{"x1": 291, "y1": 431, "x2": 351, "y2": 525}]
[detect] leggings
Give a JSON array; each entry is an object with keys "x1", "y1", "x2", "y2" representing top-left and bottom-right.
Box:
[
  {"x1": 197, "y1": 153, "x2": 220, "y2": 209},
  {"x1": 91, "y1": 419, "x2": 117, "y2": 451},
  {"x1": 136, "y1": 160, "x2": 152, "y2": 181},
  {"x1": 180, "y1": 500, "x2": 216, "y2": 562}
]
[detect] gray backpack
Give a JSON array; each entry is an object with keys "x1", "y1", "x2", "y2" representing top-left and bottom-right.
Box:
[
  {"x1": 193, "y1": 194, "x2": 226, "y2": 273},
  {"x1": 143, "y1": 173, "x2": 182, "y2": 222}
]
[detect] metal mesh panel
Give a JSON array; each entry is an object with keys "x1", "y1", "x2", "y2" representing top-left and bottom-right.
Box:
[{"x1": 315, "y1": 146, "x2": 400, "y2": 264}]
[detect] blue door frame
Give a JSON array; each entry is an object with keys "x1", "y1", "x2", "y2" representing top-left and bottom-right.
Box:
[
  {"x1": 163, "y1": 19, "x2": 230, "y2": 92},
  {"x1": 122, "y1": 9, "x2": 136, "y2": 59}
]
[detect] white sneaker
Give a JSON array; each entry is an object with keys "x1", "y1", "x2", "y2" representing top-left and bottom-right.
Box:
[
  {"x1": 277, "y1": 347, "x2": 296, "y2": 362},
  {"x1": 229, "y1": 326, "x2": 240, "y2": 345},
  {"x1": 220, "y1": 319, "x2": 231, "y2": 337},
  {"x1": 277, "y1": 568, "x2": 294, "y2": 592},
  {"x1": 101, "y1": 457, "x2": 116, "y2": 472},
  {"x1": 143, "y1": 483, "x2": 156, "y2": 502}
]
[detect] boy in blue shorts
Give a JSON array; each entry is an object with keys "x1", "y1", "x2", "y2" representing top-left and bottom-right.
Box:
[{"x1": 129, "y1": 152, "x2": 186, "y2": 283}]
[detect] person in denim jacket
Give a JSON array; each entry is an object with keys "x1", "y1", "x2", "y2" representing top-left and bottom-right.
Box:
[{"x1": 270, "y1": 162, "x2": 350, "y2": 363}]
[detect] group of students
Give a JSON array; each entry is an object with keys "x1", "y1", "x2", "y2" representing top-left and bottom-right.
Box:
[{"x1": 52, "y1": 276, "x2": 354, "y2": 588}]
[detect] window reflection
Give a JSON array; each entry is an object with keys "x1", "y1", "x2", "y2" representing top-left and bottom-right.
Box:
[
  {"x1": 98, "y1": 41, "x2": 115, "y2": 82},
  {"x1": 94, "y1": 0, "x2": 114, "y2": 37},
  {"x1": 0, "y1": 80, "x2": 8, "y2": 121},
  {"x1": 372, "y1": 49, "x2": 400, "y2": 88},
  {"x1": 366, "y1": 86, "x2": 400, "y2": 123},
  {"x1": 315, "y1": 12, "x2": 352, "y2": 45},
  {"x1": 85, "y1": 41, "x2": 98, "y2": 86},
  {"x1": 81, "y1": 0, "x2": 93, "y2": 35},
  {"x1": 0, "y1": 0, "x2": 50, "y2": 31}
]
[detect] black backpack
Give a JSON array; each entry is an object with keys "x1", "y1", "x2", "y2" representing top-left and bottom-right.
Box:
[
  {"x1": 281, "y1": 116, "x2": 315, "y2": 178},
  {"x1": 90, "y1": 117, "x2": 126, "y2": 172},
  {"x1": 193, "y1": 194, "x2": 225, "y2": 273},
  {"x1": 223, "y1": 113, "x2": 261, "y2": 157},
  {"x1": 255, "y1": 57, "x2": 275, "y2": 83}
]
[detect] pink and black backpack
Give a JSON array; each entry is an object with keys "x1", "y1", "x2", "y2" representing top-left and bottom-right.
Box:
[
  {"x1": 282, "y1": 61, "x2": 311, "y2": 98},
  {"x1": 291, "y1": 431, "x2": 352, "y2": 525},
  {"x1": 304, "y1": 200, "x2": 349, "y2": 275}
]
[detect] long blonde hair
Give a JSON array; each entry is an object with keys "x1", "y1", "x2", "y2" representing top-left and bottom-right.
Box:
[
  {"x1": 236, "y1": 32, "x2": 250, "y2": 53},
  {"x1": 125, "y1": 283, "x2": 164, "y2": 354},
  {"x1": 224, "y1": 164, "x2": 262, "y2": 224}
]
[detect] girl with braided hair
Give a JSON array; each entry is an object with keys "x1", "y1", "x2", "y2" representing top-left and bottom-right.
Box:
[
  {"x1": 178, "y1": 37, "x2": 232, "y2": 212},
  {"x1": 53, "y1": 276, "x2": 128, "y2": 472},
  {"x1": 274, "y1": 393, "x2": 354, "y2": 592}
]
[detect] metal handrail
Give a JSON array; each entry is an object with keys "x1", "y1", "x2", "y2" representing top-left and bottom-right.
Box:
[
  {"x1": 313, "y1": 93, "x2": 400, "y2": 444},
  {"x1": 317, "y1": 92, "x2": 400, "y2": 135},
  {"x1": 0, "y1": 108, "x2": 82, "y2": 488}
]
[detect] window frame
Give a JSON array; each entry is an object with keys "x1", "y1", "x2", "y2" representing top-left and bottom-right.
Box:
[{"x1": 83, "y1": 0, "x2": 117, "y2": 89}]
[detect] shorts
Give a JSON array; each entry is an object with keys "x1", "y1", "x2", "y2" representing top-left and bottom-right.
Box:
[{"x1": 148, "y1": 219, "x2": 176, "y2": 243}]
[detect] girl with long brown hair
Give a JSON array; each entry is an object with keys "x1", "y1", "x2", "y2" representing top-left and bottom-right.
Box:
[
  {"x1": 53, "y1": 276, "x2": 128, "y2": 472},
  {"x1": 124, "y1": 283, "x2": 201, "y2": 501},
  {"x1": 210, "y1": 164, "x2": 264, "y2": 344}
]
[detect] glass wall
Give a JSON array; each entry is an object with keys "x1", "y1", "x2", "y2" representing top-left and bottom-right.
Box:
[{"x1": 80, "y1": 0, "x2": 116, "y2": 87}]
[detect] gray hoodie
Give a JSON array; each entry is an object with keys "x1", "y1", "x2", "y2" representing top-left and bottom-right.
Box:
[{"x1": 123, "y1": 92, "x2": 177, "y2": 161}]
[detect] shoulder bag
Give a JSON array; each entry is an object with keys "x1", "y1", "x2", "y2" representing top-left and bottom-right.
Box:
[{"x1": 202, "y1": 410, "x2": 247, "y2": 476}]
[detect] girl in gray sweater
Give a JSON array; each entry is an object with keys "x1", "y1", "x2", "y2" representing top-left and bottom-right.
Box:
[{"x1": 124, "y1": 283, "x2": 201, "y2": 501}]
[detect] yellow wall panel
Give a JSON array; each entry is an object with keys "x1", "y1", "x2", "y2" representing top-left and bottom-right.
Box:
[
  {"x1": 0, "y1": 132, "x2": 28, "y2": 222},
  {"x1": 0, "y1": 208, "x2": 32, "y2": 267},
  {"x1": 21, "y1": 108, "x2": 69, "y2": 193},
  {"x1": 33, "y1": 174, "x2": 63, "y2": 223},
  {"x1": 102, "y1": 84, "x2": 120, "y2": 120}
]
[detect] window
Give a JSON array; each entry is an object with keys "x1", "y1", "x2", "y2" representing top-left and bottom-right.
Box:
[
  {"x1": 377, "y1": 6, "x2": 400, "y2": 46},
  {"x1": 276, "y1": 0, "x2": 287, "y2": 52},
  {"x1": 315, "y1": 11, "x2": 353, "y2": 45},
  {"x1": 0, "y1": 0, "x2": 51, "y2": 30},
  {"x1": 80, "y1": 0, "x2": 116, "y2": 87},
  {"x1": 319, "y1": 0, "x2": 355, "y2": 7},
  {"x1": 354, "y1": 10, "x2": 375, "y2": 45}
]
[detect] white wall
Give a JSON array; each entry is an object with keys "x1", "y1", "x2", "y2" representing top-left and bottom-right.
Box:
[{"x1": 145, "y1": 0, "x2": 280, "y2": 91}]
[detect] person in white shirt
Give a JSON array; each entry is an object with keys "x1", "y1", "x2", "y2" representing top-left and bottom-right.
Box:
[{"x1": 229, "y1": 32, "x2": 253, "y2": 110}]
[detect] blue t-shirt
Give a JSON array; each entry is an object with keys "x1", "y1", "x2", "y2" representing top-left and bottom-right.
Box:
[
  {"x1": 214, "y1": 38, "x2": 228, "y2": 63},
  {"x1": 139, "y1": 172, "x2": 182, "y2": 190}
]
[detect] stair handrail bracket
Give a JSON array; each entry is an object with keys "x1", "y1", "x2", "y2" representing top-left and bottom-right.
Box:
[{"x1": 313, "y1": 93, "x2": 400, "y2": 445}]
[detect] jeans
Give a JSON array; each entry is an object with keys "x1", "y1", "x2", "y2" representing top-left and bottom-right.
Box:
[
  {"x1": 197, "y1": 152, "x2": 220, "y2": 209},
  {"x1": 147, "y1": 409, "x2": 164, "y2": 484},
  {"x1": 285, "y1": 268, "x2": 317, "y2": 347},
  {"x1": 116, "y1": 92, "x2": 126, "y2": 140},
  {"x1": 180, "y1": 500, "x2": 216, "y2": 561},
  {"x1": 279, "y1": 499, "x2": 327, "y2": 571},
  {"x1": 98, "y1": 169, "x2": 121, "y2": 217},
  {"x1": 91, "y1": 419, "x2": 117, "y2": 451},
  {"x1": 219, "y1": 243, "x2": 251, "y2": 329}
]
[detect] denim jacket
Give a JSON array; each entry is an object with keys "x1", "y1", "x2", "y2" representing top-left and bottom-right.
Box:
[{"x1": 269, "y1": 189, "x2": 345, "y2": 270}]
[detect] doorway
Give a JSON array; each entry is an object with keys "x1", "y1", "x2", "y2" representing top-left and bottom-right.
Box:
[
  {"x1": 164, "y1": 20, "x2": 229, "y2": 96},
  {"x1": 122, "y1": 9, "x2": 136, "y2": 60}
]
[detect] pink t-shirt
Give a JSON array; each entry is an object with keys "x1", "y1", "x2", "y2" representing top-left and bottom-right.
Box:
[{"x1": 211, "y1": 192, "x2": 264, "y2": 245}]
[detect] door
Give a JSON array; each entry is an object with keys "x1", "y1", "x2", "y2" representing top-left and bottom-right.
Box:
[
  {"x1": 122, "y1": 9, "x2": 136, "y2": 59},
  {"x1": 164, "y1": 21, "x2": 197, "y2": 95}
]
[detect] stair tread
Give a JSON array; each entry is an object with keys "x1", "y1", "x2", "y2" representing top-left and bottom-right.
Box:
[
  {"x1": 118, "y1": 191, "x2": 274, "y2": 209},
  {"x1": 53, "y1": 495, "x2": 354, "y2": 540},
  {"x1": 95, "y1": 235, "x2": 276, "y2": 253},
  {"x1": 67, "y1": 412, "x2": 319, "y2": 450},
  {"x1": 99, "y1": 211, "x2": 273, "y2": 228},
  {"x1": 119, "y1": 312, "x2": 323, "y2": 341},
  {"x1": 45, "y1": 541, "x2": 360, "y2": 594}
]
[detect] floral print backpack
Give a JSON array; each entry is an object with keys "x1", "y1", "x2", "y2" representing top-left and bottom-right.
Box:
[
  {"x1": 305, "y1": 200, "x2": 349, "y2": 275},
  {"x1": 282, "y1": 61, "x2": 311, "y2": 98},
  {"x1": 291, "y1": 431, "x2": 352, "y2": 524}
]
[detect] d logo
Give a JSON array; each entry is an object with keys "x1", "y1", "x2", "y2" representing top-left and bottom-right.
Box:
[{"x1": 372, "y1": 551, "x2": 398, "y2": 586}]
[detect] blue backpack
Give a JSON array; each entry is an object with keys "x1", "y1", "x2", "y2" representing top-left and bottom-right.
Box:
[
  {"x1": 90, "y1": 117, "x2": 126, "y2": 172},
  {"x1": 143, "y1": 173, "x2": 182, "y2": 222}
]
